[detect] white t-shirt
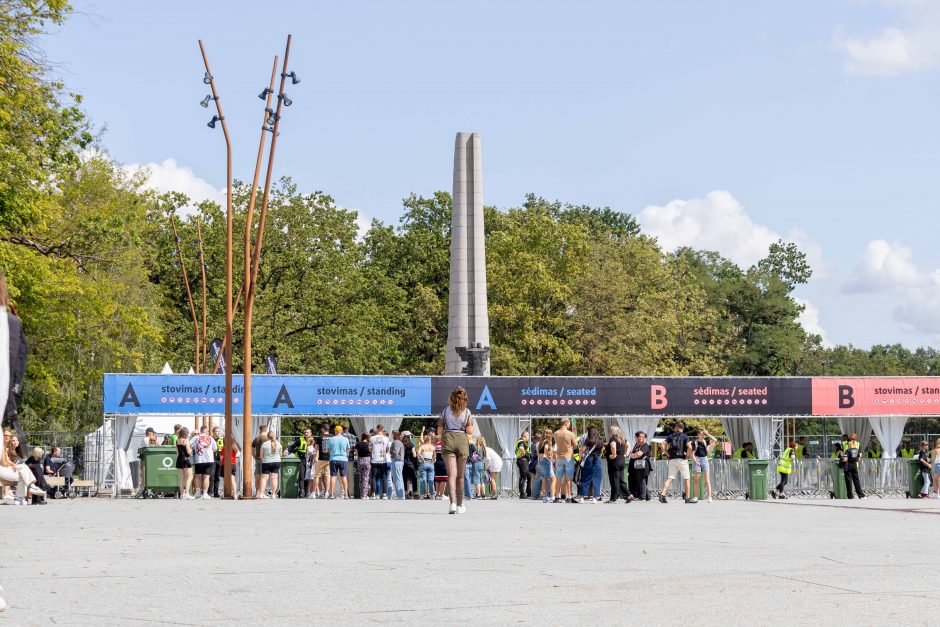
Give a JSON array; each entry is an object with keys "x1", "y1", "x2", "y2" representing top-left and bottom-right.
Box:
[
  {"x1": 370, "y1": 435, "x2": 390, "y2": 463},
  {"x1": 192, "y1": 434, "x2": 217, "y2": 464}
]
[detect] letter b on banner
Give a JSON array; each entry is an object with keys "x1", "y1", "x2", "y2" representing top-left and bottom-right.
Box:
[
  {"x1": 651, "y1": 385, "x2": 668, "y2": 410},
  {"x1": 838, "y1": 385, "x2": 855, "y2": 409}
]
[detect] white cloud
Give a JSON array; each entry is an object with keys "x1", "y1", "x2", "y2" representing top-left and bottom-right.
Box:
[
  {"x1": 796, "y1": 298, "x2": 830, "y2": 346},
  {"x1": 124, "y1": 158, "x2": 225, "y2": 207},
  {"x1": 637, "y1": 190, "x2": 828, "y2": 276},
  {"x1": 895, "y1": 270, "x2": 940, "y2": 335},
  {"x1": 834, "y1": 2, "x2": 940, "y2": 76},
  {"x1": 843, "y1": 239, "x2": 924, "y2": 293}
]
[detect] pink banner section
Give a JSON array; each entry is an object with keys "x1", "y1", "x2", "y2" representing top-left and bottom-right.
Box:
[{"x1": 811, "y1": 377, "x2": 940, "y2": 416}]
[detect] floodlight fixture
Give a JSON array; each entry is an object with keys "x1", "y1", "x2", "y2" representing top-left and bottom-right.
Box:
[
  {"x1": 280, "y1": 93, "x2": 292, "y2": 107},
  {"x1": 200, "y1": 95, "x2": 218, "y2": 108},
  {"x1": 203, "y1": 71, "x2": 213, "y2": 84},
  {"x1": 282, "y1": 71, "x2": 300, "y2": 85},
  {"x1": 208, "y1": 115, "x2": 223, "y2": 129},
  {"x1": 258, "y1": 87, "x2": 273, "y2": 100}
]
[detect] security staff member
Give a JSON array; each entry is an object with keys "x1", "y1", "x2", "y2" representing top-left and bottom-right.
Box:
[
  {"x1": 211, "y1": 426, "x2": 224, "y2": 497},
  {"x1": 899, "y1": 441, "x2": 915, "y2": 458},
  {"x1": 867, "y1": 440, "x2": 882, "y2": 459},
  {"x1": 795, "y1": 437, "x2": 809, "y2": 460},
  {"x1": 287, "y1": 428, "x2": 312, "y2": 497},
  {"x1": 733, "y1": 442, "x2": 755, "y2": 460},
  {"x1": 840, "y1": 434, "x2": 865, "y2": 499},
  {"x1": 772, "y1": 441, "x2": 796, "y2": 499}
]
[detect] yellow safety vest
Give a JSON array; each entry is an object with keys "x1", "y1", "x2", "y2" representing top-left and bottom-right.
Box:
[
  {"x1": 900, "y1": 448, "x2": 914, "y2": 458},
  {"x1": 867, "y1": 448, "x2": 881, "y2": 459},
  {"x1": 777, "y1": 448, "x2": 794, "y2": 474},
  {"x1": 795, "y1": 444, "x2": 806, "y2": 459},
  {"x1": 733, "y1": 447, "x2": 744, "y2": 459},
  {"x1": 216, "y1": 437, "x2": 224, "y2": 450},
  {"x1": 297, "y1": 437, "x2": 307, "y2": 454}
]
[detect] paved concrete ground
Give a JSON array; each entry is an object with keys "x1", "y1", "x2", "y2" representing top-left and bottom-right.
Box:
[{"x1": 1, "y1": 496, "x2": 938, "y2": 626}]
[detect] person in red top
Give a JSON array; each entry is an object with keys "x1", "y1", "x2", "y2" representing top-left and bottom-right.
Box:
[{"x1": 218, "y1": 437, "x2": 239, "y2": 499}]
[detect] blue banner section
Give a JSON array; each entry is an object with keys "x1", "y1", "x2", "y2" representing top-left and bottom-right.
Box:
[{"x1": 103, "y1": 374, "x2": 432, "y2": 415}]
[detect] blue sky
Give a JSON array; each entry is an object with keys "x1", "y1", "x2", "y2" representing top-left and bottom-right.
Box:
[{"x1": 42, "y1": 0, "x2": 940, "y2": 349}]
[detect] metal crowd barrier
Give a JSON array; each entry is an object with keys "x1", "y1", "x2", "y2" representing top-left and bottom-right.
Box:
[{"x1": 501, "y1": 458, "x2": 914, "y2": 500}]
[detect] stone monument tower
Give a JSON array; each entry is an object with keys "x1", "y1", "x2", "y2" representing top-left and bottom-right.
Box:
[{"x1": 445, "y1": 132, "x2": 491, "y2": 375}]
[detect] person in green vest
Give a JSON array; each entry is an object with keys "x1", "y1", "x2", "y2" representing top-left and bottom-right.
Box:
[
  {"x1": 866, "y1": 439, "x2": 882, "y2": 459},
  {"x1": 831, "y1": 434, "x2": 848, "y2": 458},
  {"x1": 795, "y1": 437, "x2": 809, "y2": 460},
  {"x1": 287, "y1": 428, "x2": 312, "y2": 497},
  {"x1": 211, "y1": 425, "x2": 224, "y2": 497},
  {"x1": 899, "y1": 440, "x2": 915, "y2": 458},
  {"x1": 732, "y1": 442, "x2": 755, "y2": 460},
  {"x1": 772, "y1": 440, "x2": 797, "y2": 499}
]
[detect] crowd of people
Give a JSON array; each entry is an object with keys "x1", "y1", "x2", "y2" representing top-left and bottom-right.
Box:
[
  {"x1": 147, "y1": 397, "x2": 940, "y2": 506},
  {"x1": 0, "y1": 428, "x2": 67, "y2": 505}
]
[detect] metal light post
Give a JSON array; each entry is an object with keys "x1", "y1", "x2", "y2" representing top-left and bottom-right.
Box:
[
  {"x1": 239, "y1": 56, "x2": 279, "y2": 498},
  {"x1": 198, "y1": 40, "x2": 235, "y2": 498},
  {"x1": 244, "y1": 34, "x2": 297, "y2": 498}
]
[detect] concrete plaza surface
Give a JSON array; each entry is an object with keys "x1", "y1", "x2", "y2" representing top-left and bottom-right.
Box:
[{"x1": 1, "y1": 497, "x2": 938, "y2": 626}]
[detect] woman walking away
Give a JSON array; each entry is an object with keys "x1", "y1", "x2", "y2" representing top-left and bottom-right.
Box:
[
  {"x1": 176, "y1": 428, "x2": 194, "y2": 499},
  {"x1": 917, "y1": 441, "x2": 932, "y2": 498},
  {"x1": 627, "y1": 431, "x2": 652, "y2": 502},
  {"x1": 470, "y1": 437, "x2": 486, "y2": 499},
  {"x1": 693, "y1": 430, "x2": 717, "y2": 502},
  {"x1": 606, "y1": 426, "x2": 628, "y2": 503},
  {"x1": 258, "y1": 431, "x2": 282, "y2": 498},
  {"x1": 418, "y1": 433, "x2": 435, "y2": 499},
  {"x1": 402, "y1": 432, "x2": 418, "y2": 499},
  {"x1": 773, "y1": 440, "x2": 797, "y2": 499},
  {"x1": 356, "y1": 432, "x2": 372, "y2": 499},
  {"x1": 538, "y1": 428, "x2": 556, "y2": 503},
  {"x1": 578, "y1": 426, "x2": 603, "y2": 503},
  {"x1": 438, "y1": 386, "x2": 473, "y2": 514}
]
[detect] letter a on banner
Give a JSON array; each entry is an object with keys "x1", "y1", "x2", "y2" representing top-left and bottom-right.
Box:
[
  {"x1": 119, "y1": 384, "x2": 140, "y2": 408},
  {"x1": 651, "y1": 385, "x2": 667, "y2": 410},
  {"x1": 273, "y1": 384, "x2": 294, "y2": 409},
  {"x1": 475, "y1": 385, "x2": 497, "y2": 411}
]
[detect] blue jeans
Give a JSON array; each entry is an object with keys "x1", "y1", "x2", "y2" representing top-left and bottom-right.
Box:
[
  {"x1": 386, "y1": 465, "x2": 392, "y2": 497},
  {"x1": 579, "y1": 456, "x2": 602, "y2": 497},
  {"x1": 419, "y1": 462, "x2": 434, "y2": 495},
  {"x1": 392, "y1": 460, "x2": 404, "y2": 498},
  {"x1": 371, "y1": 462, "x2": 387, "y2": 497},
  {"x1": 531, "y1": 472, "x2": 542, "y2": 499},
  {"x1": 464, "y1": 463, "x2": 473, "y2": 497}
]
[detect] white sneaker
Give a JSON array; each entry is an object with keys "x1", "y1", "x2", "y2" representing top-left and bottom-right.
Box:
[
  {"x1": 448, "y1": 502, "x2": 457, "y2": 514},
  {"x1": 183, "y1": 494, "x2": 196, "y2": 500},
  {"x1": 590, "y1": 498, "x2": 597, "y2": 504},
  {"x1": 28, "y1": 485, "x2": 46, "y2": 497},
  {"x1": 202, "y1": 492, "x2": 212, "y2": 500},
  {"x1": 707, "y1": 497, "x2": 713, "y2": 503},
  {"x1": 456, "y1": 505, "x2": 466, "y2": 514},
  {"x1": 363, "y1": 496, "x2": 370, "y2": 500},
  {"x1": 380, "y1": 495, "x2": 387, "y2": 500},
  {"x1": 194, "y1": 491, "x2": 203, "y2": 499}
]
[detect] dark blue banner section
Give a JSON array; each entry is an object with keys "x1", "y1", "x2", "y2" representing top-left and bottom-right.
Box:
[{"x1": 103, "y1": 374, "x2": 432, "y2": 415}]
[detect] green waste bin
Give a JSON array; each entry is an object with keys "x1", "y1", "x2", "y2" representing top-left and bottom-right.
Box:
[
  {"x1": 688, "y1": 461, "x2": 706, "y2": 499},
  {"x1": 138, "y1": 446, "x2": 180, "y2": 497},
  {"x1": 279, "y1": 456, "x2": 301, "y2": 499},
  {"x1": 745, "y1": 459, "x2": 769, "y2": 500},
  {"x1": 907, "y1": 458, "x2": 925, "y2": 498},
  {"x1": 829, "y1": 459, "x2": 847, "y2": 499}
]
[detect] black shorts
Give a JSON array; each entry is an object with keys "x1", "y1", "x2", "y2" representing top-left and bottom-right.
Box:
[
  {"x1": 329, "y1": 460, "x2": 348, "y2": 477},
  {"x1": 261, "y1": 462, "x2": 281, "y2": 475},
  {"x1": 176, "y1": 459, "x2": 192, "y2": 470},
  {"x1": 194, "y1": 462, "x2": 214, "y2": 476}
]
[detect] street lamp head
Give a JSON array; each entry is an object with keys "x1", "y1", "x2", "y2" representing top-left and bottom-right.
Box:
[
  {"x1": 280, "y1": 93, "x2": 292, "y2": 107},
  {"x1": 258, "y1": 87, "x2": 272, "y2": 100},
  {"x1": 202, "y1": 71, "x2": 213, "y2": 85},
  {"x1": 207, "y1": 115, "x2": 222, "y2": 129},
  {"x1": 264, "y1": 107, "x2": 277, "y2": 126},
  {"x1": 200, "y1": 95, "x2": 214, "y2": 108},
  {"x1": 283, "y1": 71, "x2": 300, "y2": 85}
]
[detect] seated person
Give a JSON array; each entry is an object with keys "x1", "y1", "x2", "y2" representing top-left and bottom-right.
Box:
[
  {"x1": 25, "y1": 447, "x2": 48, "y2": 504},
  {"x1": 43, "y1": 446, "x2": 69, "y2": 498}
]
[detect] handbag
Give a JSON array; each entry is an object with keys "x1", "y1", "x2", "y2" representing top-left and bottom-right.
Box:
[{"x1": 573, "y1": 444, "x2": 597, "y2": 484}]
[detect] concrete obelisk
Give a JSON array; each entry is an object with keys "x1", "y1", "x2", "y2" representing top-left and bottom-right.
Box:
[{"x1": 446, "y1": 132, "x2": 490, "y2": 375}]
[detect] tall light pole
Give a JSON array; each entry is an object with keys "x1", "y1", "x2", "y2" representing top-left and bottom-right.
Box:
[
  {"x1": 198, "y1": 40, "x2": 234, "y2": 498},
  {"x1": 244, "y1": 34, "x2": 297, "y2": 498},
  {"x1": 239, "y1": 55, "x2": 279, "y2": 498}
]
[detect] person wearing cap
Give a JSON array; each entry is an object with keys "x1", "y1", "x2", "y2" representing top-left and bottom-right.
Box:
[{"x1": 328, "y1": 425, "x2": 351, "y2": 499}]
